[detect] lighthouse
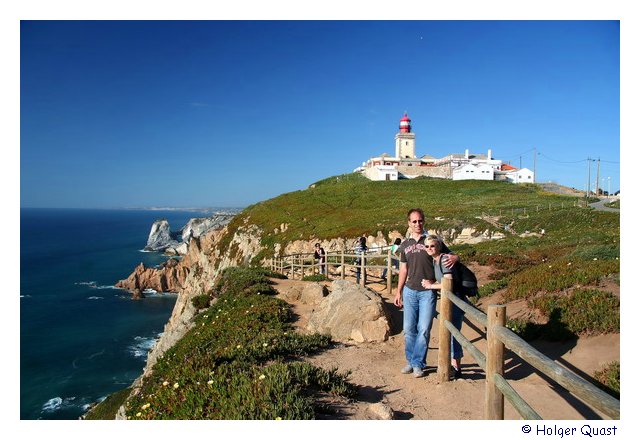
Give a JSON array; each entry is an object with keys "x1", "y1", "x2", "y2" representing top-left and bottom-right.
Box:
[{"x1": 395, "y1": 112, "x2": 416, "y2": 159}]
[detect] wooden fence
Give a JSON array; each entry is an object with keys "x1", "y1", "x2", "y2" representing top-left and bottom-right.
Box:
[
  {"x1": 267, "y1": 247, "x2": 399, "y2": 295},
  {"x1": 437, "y1": 277, "x2": 620, "y2": 420},
  {"x1": 265, "y1": 252, "x2": 620, "y2": 420}
]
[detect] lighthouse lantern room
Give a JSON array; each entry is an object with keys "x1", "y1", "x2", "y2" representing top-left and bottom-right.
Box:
[{"x1": 395, "y1": 112, "x2": 416, "y2": 159}]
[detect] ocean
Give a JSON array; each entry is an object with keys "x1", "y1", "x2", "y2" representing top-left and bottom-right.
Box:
[{"x1": 20, "y1": 208, "x2": 228, "y2": 420}]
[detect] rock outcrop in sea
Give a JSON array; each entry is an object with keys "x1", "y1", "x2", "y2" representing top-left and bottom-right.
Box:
[
  {"x1": 144, "y1": 219, "x2": 179, "y2": 252},
  {"x1": 144, "y1": 213, "x2": 236, "y2": 255}
]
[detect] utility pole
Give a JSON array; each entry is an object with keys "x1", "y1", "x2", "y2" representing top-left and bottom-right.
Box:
[
  {"x1": 595, "y1": 157, "x2": 601, "y2": 197},
  {"x1": 533, "y1": 147, "x2": 537, "y2": 183},
  {"x1": 586, "y1": 157, "x2": 591, "y2": 197},
  {"x1": 608, "y1": 177, "x2": 611, "y2": 200}
]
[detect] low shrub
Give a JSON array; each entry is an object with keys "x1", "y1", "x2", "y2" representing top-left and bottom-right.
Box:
[
  {"x1": 191, "y1": 294, "x2": 211, "y2": 310},
  {"x1": 529, "y1": 288, "x2": 620, "y2": 335},
  {"x1": 84, "y1": 388, "x2": 131, "y2": 420},
  {"x1": 504, "y1": 258, "x2": 619, "y2": 301},
  {"x1": 124, "y1": 267, "x2": 355, "y2": 419},
  {"x1": 506, "y1": 318, "x2": 542, "y2": 342},
  {"x1": 593, "y1": 361, "x2": 620, "y2": 399},
  {"x1": 569, "y1": 244, "x2": 619, "y2": 261},
  {"x1": 302, "y1": 274, "x2": 329, "y2": 282},
  {"x1": 478, "y1": 278, "x2": 509, "y2": 298}
]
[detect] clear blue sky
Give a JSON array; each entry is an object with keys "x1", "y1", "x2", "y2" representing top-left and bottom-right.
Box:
[{"x1": 20, "y1": 20, "x2": 620, "y2": 208}]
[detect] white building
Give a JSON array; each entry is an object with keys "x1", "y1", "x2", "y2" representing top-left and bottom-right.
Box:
[
  {"x1": 504, "y1": 167, "x2": 535, "y2": 183},
  {"x1": 452, "y1": 162, "x2": 495, "y2": 181},
  {"x1": 360, "y1": 114, "x2": 534, "y2": 184},
  {"x1": 363, "y1": 164, "x2": 399, "y2": 181}
]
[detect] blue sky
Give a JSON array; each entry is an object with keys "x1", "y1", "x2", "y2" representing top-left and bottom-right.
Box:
[{"x1": 20, "y1": 20, "x2": 620, "y2": 208}]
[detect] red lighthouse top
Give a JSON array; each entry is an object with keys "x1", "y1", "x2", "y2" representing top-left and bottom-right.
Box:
[{"x1": 399, "y1": 113, "x2": 411, "y2": 133}]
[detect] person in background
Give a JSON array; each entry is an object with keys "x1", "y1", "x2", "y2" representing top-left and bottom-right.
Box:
[
  {"x1": 393, "y1": 208, "x2": 458, "y2": 378},
  {"x1": 354, "y1": 236, "x2": 368, "y2": 284},
  {"x1": 421, "y1": 235, "x2": 466, "y2": 379},
  {"x1": 381, "y1": 237, "x2": 402, "y2": 281},
  {"x1": 313, "y1": 243, "x2": 327, "y2": 276}
]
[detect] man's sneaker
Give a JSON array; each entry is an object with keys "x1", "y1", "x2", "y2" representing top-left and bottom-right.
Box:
[
  {"x1": 400, "y1": 365, "x2": 413, "y2": 374},
  {"x1": 452, "y1": 368, "x2": 462, "y2": 380},
  {"x1": 413, "y1": 367, "x2": 425, "y2": 378}
]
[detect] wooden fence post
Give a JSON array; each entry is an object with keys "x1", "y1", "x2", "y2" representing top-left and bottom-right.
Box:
[
  {"x1": 290, "y1": 256, "x2": 294, "y2": 279},
  {"x1": 486, "y1": 304, "x2": 506, "y2": 420},
  {"x1": 386, "y1": 248, "x2": 392, "y2": 295},
  {"x1": 341, "y1": 249, "x2": 345, "y2": 280},
  {"x1": 437, "y1": 278, "x2": 454, "y2": 383}
]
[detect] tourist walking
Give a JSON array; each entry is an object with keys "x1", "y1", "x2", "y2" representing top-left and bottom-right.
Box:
[
  {"x1": 354, "y1": 236, "x2": 368, "y2": 284},
  {"x1": 393, "y1": 208, "x2": 457, "y2": 378},
  {"x1": 381, "y1": 237, "x2": 402, "y2": 281}
]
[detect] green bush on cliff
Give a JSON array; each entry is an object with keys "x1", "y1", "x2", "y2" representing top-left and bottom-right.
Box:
[
  {"x1": 124, "y1": 267, "x2": 355, "y2": 419},
  {"x1": 191, "y1": 294, "x2": 211, "y2": 309},
  {"x1": 594, "y1": 361, "x2": 620, "y2": 399}
]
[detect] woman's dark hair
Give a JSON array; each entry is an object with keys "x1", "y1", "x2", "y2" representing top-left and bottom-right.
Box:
[
  {"x1": 394, "y1": 238, "x2": 402, "y2": 245},
  {"x1": 359, "y1": 236, "x2": 367, "y2": 246}
]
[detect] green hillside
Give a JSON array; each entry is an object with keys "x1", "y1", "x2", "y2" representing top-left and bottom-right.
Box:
[
  {"x1": 221, "y1": 173, "x2": 618, "y2": 262},
  {"x1": 220, "y1": 173, "x2": 619, "y2": 341}
]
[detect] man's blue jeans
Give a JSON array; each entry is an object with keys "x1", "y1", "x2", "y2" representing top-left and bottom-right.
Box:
[{"x1": 402, "y1": 286, "x2": 438, "y2": 369}]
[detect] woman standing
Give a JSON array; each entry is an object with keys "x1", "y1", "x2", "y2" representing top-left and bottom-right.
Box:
[{"x1": 421, "y1": 234, "x2": 466, "y2": 379}]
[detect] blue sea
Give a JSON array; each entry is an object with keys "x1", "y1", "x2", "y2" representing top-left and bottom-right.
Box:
[{"x1": 20, "y1": 208, "x2": 229, "y2": 420}]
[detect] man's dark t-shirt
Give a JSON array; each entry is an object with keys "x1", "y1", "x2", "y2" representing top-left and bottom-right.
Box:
[{"x1": 399, "y1": 233, "x2": 451, "y2": 291}]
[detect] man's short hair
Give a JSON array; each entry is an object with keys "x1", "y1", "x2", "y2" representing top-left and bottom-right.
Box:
[{"x1": 407, "y1": 208, "x2": 425, "y2": 221}]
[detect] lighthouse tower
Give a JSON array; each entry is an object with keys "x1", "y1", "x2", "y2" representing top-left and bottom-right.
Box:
[{"x1": 395, "y1": 113, "x2": 416, "y2": 159}]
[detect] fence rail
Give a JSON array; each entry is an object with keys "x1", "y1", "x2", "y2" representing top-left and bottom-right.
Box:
[{"x1": 437, "y1": 278, "x2": 620, "y2": 420}]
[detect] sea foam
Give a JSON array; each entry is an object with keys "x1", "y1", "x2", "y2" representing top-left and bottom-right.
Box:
[{"x1": 128, "y1": 335, "x2": 158, "y2": 359}]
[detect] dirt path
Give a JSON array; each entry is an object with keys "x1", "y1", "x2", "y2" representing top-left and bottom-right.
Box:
[{"x1": 271, "y1": 270, "x2": 619, "y2": 420}]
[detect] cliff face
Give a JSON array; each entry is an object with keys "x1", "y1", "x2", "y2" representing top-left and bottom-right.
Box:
[{"x1": 126, "y1": 223, "x2": 265, "y2": 380}]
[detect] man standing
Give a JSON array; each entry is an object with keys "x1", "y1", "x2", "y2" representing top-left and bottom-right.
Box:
[{"x1": 393, "y1": 208, "x2": 458, "y2": 377}]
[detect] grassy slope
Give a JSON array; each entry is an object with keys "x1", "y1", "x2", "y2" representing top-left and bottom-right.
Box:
[
  {"x1": 226, "y1": 173, "x2": 620, "y2": 340},
  {"x1": 219, "y1": 173, "x2": 618, "y2": 262}
]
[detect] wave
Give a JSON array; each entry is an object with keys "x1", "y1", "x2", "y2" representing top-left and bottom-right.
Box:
[
  {"x1": 42, "y1": 396, "x2": 93, "y2": 415},
  {"x1": 128, "y1": 335, "x2": 159, "y2": 359},
  {"x1": 76, "y1": 281, "x2": 124, "y2": 290},
  {"x1": 20, "y1": 294, "x2": 31, "y2": 298},
  {"x1": 87, "y1": 296, "x2": 104, "y2": 300}
]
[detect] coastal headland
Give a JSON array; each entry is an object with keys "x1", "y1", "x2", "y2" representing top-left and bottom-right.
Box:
[{"x1": 93, "y1": 174, "x2": 620, "y2": 420}]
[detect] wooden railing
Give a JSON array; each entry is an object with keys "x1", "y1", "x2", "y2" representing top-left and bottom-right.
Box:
[
  {"x1": 436, "y1": 277, "x2": 620, "y2": 420},
  {"x1": 266, "y1": 247, "x2": 400, "y2": 296}
]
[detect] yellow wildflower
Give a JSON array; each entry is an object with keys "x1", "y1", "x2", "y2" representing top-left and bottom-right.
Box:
[
  {"x1": 173, "y1": 382, "x2": 179, "y2": 389},
  {"x1": 275, "y1": 417, "x2": 282, "y2": 420},
  {"x1": 259, "y1": 374, "x2": 266, "y2": 380},
  {"x1": 263, "y1": 343, "x2": 268, "y2": 347},
  {"x1": 207, "y1": 380, "x2": 214, "y2": 385},
  {"x1": 136, "y1": 412, "x2": 142, "y2": 417},
  {"x1": 162, "y1": 381, "x2": 169, "y2": 387}
]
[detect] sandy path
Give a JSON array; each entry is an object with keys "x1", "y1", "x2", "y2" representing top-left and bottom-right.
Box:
[{"x1": 271, "y1": 272, "x2": 619, "y2": 420}]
